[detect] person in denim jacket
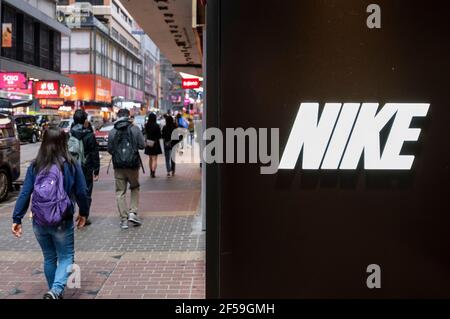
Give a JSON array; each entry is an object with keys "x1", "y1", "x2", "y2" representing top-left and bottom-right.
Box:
[{"x1": 11, "y1": 127, "x2": 89, "y2": 299}]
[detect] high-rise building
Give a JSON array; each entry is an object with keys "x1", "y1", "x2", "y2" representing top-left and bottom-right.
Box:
[{"x1": 58, "y1": 0, "x2": 157, "y2": 118}]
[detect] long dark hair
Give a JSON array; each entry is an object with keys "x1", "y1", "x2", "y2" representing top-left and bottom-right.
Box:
[
  {"x1": 165, "y1": 114, "x2": 175, "y2": 129},
  {"x1": 35, "y1": 128, "x2": 75, "y2": 173},
  {"x1": 145, "y1": 113, "x2": 157, "y2": 135}
]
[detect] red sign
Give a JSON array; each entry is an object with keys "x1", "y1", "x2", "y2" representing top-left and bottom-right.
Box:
[
  {"x1": 0, "y1": 72, "x2": 28, "y2": 90},
  {"x1": 182, "y1": 79, "x2": 201, "y2": 89},
  {"x1": 34, "y1": 80, "x2": 60, "y2": 98}
]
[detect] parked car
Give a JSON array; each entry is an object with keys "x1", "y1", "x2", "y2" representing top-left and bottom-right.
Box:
[
  {"x1": 95, "y1": 124, "x2": 114, "y2": 150},
  {"x1": 59, "y1": 119, "x2": 74, "y2": 134},
  {"x1": 35, "y1": 114, "x2": 61, "y2": 130},
  {"x1": 0, "y1": 113, "x2": 20, "y2": 201},
  {"x1": 14, "y1": 114, "x2": 40, "y2": 143}
]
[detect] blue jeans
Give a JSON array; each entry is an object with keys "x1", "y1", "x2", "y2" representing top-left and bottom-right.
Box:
[
  {"x1": 164, "y1": 148, "x2": 176, "y2": 173},
  {"x1": 33, "y1": 219, "x2": 75, "y2": 296}
]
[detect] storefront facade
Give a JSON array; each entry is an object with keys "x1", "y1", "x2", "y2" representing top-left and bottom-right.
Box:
[
  {"x1": 0, "y1": 0, "x2": 73, "y2": 114},
  {"x1": 61, "y1": 73, "x2": 113, "y2": 120}
]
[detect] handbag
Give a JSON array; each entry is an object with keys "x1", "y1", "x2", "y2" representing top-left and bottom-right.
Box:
[{"x1": 146, "y1": 139, "x2": 155, "y2": 148}]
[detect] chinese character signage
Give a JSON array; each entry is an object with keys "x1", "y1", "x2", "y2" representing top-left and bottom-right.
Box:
[{"x1": 34, "y1": 81, "x2": 60, "y2": 99}]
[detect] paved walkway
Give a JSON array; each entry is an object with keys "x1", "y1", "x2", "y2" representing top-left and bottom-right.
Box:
[{"x1": 0, "y1": 151, "x2": 205, "y2": 299}]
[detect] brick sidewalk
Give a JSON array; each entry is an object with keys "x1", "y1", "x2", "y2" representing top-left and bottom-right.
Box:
[{"x1": 0, "y1": 153, "x2": 205, "y2": 299}]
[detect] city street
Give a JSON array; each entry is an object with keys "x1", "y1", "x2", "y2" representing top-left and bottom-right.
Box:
[
  {"x1": 20, "y1": 142, "x2": 41, "y2": 165},
  {"x1": 0, "y1": 143, "x2": 205, "y2": 299}
]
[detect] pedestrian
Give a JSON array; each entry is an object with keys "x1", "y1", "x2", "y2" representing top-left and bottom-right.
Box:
[
  {"x1": 176, "y1": 113, "x2": 188, "y2": 153},
  {"x1": 162, "y1": 114, "x2": 181, "y2": 177},
  {"x1": 11, "y1": 127, "x2": 89, "y2": 299},
  {"x1": 107, "y1": 108, "x2": 145, "y2": 229},
  {"x1": 188, "y1": 117, "x2": 195, "y2": 146},
  {"x1": 69, "y1": 109, "x2": 100, "y2": 226},
  {"x1": 144, "y1": 113, "x2": 162, "y2": 178},
  {"x1": 176, "y1": 113, "x2": 189, "y2": 129}
]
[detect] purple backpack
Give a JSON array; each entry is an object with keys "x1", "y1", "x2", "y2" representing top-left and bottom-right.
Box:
[{"x1": 31, "y1": 164, "x2": 72, "y2": 226}]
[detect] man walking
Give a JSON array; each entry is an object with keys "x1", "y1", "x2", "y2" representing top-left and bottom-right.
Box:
[
  {"x1": 70, "y1": 109, "x2": 100, "y2": 225},
  {"x1": 108, "y1": 109, "x2": 145, "y2": 229}
]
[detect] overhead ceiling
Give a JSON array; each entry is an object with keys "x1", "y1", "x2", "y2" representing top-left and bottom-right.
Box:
[{"x1": 120, "y1": 0, "x2": 203, "y2": 76}]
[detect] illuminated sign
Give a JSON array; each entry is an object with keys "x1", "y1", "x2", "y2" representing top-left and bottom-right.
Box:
[
  {"x1": 182, "y1": 79, "x2": 201, "y2": 89},
  {"x1": 278, "y1": 103, "x2": 430, "y2": 170},
  {"x1": 0, "y1": 72, "x2": 28, "y2": 89},
  {"x1": 60, "y1": 84, "x2": 77, "y2": 98},
  {"x1": 34, "y1": 81, "x2": 60, "y2": 99},
  {"x1": 40, "y1": 98, "x2": 65, "y2": 109}
]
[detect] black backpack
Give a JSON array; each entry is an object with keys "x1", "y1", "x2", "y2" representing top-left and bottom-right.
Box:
[{"x1": 112, "y1": 125, "x2": 140, "y2": 169}]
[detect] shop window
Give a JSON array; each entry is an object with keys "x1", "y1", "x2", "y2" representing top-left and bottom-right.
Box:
[
  {"x1": 113, "y1": 2, "x2": 120, "y2": 13},
  {"x1": 23, "y1": 16, "x2": 34, "y2": 65},
  {"x1": 111, "y1": 28, "x2": 119, "y2": 40},
  {"x1": 76, "y1": 0, "x2": 104, "y2": 5},
  {"x1": 96, "y1": 53, "x2": 101, "y2": 75},
  {"x1": 39, "y1": 26, "x2": 50, "y2": 69},
  {"x1": 33, "y1": 22, "x2": 40, "y2": 66},
  {"x1": 53, "y1": 32, "x2": 61, "y2": 72},
  {"x1": 49, "y1": 30, "x2": 54, "y2": 71}
]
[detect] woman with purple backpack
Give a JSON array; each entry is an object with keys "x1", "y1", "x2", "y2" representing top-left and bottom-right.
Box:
[{"x1": 11, "y1": 127, "x2": 90, "y2": 299}]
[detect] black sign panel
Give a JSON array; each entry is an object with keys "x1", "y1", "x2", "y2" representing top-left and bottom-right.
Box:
[{"x1": 206, "y1": 0, "x2": 450, "y2": 298}]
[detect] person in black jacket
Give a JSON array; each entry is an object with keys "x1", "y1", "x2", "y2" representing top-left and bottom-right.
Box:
[
  {"x1": 162, "y1": 114, "x2": 181, "y2": 177},
  {"x1": 144, "y1": 113, "x2": 162, "y2": 178},
  {"x1": 70, "y1": 110, "x2": 100, "y2": 225}
]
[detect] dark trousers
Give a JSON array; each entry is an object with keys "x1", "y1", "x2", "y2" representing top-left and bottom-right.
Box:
[{"x1": 83, "y1": 169, "x2": 94, "y2": 217}]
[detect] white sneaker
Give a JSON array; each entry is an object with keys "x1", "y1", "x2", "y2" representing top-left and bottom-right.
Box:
[
  {"x1": 128, "y1": 213, "x2": 142, "y2": 226},
  {"x1": 120, "y1": 220, "x2": 129, "y2": 229}
]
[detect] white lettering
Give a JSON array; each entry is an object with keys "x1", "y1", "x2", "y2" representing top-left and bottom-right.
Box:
[
  {"x1": 321, "y1": 103, "x2": 360, "y2": 169},
  {"x1": 278, "y1": 103, "x2": 341, "y2": 170},
  {"x1": 279, "y1": 102, "x2": 429, "y2": 170},
  {"x1": 366, "y1": 264, "x2": 381, "y2": 289}
]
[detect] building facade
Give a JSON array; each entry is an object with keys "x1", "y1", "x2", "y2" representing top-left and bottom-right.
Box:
[
  {"x1": 141, "y1": 34, "x2": 160, "y2": 110},
  {"x1": 0, "y1": 0, "x2": 72, "y2": 112},
  {"x1": 159, "y1": 54, "x2": 182, "y2": 113},
  {"x1": 58, "y1": 0, "x2": 149, "y2": 118}
]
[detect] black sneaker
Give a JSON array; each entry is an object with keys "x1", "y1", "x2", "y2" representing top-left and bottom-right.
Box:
[
  {"x1": 84, "y1": 219, "x2": 92, "y2": 226},
  {"x1": 43, "y1": 291, "x2": 60, "y2": 299}
]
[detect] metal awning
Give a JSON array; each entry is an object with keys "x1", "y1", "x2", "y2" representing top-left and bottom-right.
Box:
[
  {"x1": 0, "y1": 98, "x2": 33, "y2": 108},
  {"x1": 121, "y1": 0, "x2": 204, "y2": 76}
]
